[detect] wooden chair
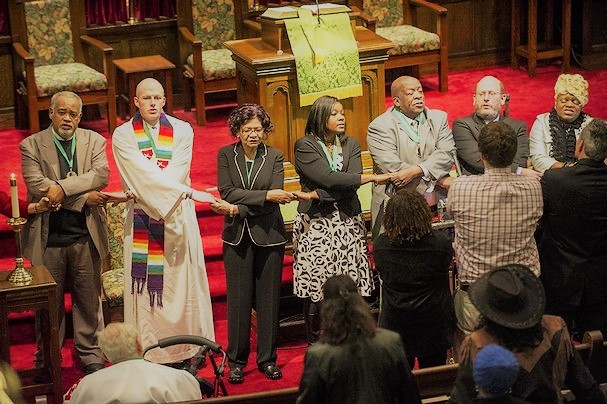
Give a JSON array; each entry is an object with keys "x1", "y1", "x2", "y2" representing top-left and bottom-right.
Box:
[
  {"x1": 176, "y1": 0, "x2": 237, "y2": 127},
  {"x1": 8, "y1": 0, "x2": 116, "y2": 134},
  {"x1": 349, "y1": 0, "x2": 448, "y2": 92}
]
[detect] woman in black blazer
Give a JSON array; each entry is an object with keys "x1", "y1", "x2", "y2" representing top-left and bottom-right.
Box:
[
  {"x1": 211, "y1": 104, "x2": 295, "y2": 384},
  {"x1": 292, "y1": 95, "x2": 391, "y2": 344}
]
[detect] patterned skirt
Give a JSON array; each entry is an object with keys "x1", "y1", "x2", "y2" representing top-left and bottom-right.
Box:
[{"x1": 292, "y1": 210, "x2": 374, "y2": 302}]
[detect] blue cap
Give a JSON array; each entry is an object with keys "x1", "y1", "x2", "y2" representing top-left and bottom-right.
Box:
[{"x1": 473, "y1": 344, "x2": 520, "y2": 396}]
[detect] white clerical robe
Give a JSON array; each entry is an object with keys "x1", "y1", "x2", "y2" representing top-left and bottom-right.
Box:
[{"x1": 112, "y1": 115, "x2": 215, "y2": 363}]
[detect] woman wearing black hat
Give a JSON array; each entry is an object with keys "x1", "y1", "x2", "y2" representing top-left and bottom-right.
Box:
[{"x1": 448, "y1": 264, "x2": 605, "y2": 404}]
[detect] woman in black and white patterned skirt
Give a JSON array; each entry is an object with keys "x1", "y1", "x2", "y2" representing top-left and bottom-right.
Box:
[{"x1": 292, "y1": 95, "x2": 392, "y2": 344}]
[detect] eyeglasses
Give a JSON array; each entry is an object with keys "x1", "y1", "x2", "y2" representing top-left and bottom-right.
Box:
[
  {"x1": 475, "y1": 91, "x2": 501, "y2": 98},
  {"x1": 557, "y1": 97, "x2": 581, "y2": 106},
  {"x1": 240, "y1": 127, "x2": 264, "y2": 135},
  {"x1": 52, "y1": 109, "x2": 80, "y2": 120}
]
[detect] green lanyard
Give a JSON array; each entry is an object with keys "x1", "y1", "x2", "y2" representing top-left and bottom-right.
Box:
[
  {"x1": 392, "y1": 107, "x2": 423, "y2": 144},
  {"x1": 317, "y1": 136, "x2": 341, "y2": 171},
  {"x1": 52, "y1": 129, "x2": 76, "y2": 174},
  {"x1": 245, "y1": 147, "x2": 259, "y2": 187},
  {"x1": 143, "y1": 122, "x2": 159, "y2": 156},
  {"x1": 245, "y1": 159, "x2": 255, "y2": 187}
]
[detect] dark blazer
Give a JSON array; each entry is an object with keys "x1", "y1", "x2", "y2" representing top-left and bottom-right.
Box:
[
  {"x1": 297, "y1": 328, "x2": 421, "y2": 404},
  {"x1": 294, "y1": 134, "x2": 362, "y2": 219},
  {"x1": 217, "y1": 142, "x2": 287, "y2": 246},
  {"x1": 453, "y1": 113, "x2": 529, "y2": 175},
  {"x1": 539, "y1": 158, "x2": 607, "y2": 306}
]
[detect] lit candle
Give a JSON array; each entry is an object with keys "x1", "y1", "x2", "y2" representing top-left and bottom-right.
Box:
[{"x1": 10, "y1": 173, "x2": 19, "y2": 218}]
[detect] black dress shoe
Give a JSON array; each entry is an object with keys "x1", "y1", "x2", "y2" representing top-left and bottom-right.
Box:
[
  {"x1": 228, "y1": 366, "x2": 244, "y2": 384},
  {"x1": 259, "y1": 363, "x2": 282, "y2": 380},
  {"x1": 84, "y1": 363, "x2": 105, "y2": 374}
]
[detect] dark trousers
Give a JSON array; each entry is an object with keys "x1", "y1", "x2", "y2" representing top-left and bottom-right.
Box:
[
  {"x1": 223, "y1": 233, "x2": 284, "y2": 367},
  {"x1": 37, "y1": 235, "x2": 104, "y2": 366}
]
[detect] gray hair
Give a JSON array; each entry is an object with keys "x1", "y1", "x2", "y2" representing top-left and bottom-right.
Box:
[
  {"x1": 580, "y1": 119, "x2": 607, "y2": 161},
  {"x1": 98, "y1": 323, "x2": 140, "y2": 364},
  {"x1": 50, "y1": 91, "x2": 83, "y2": 114}
]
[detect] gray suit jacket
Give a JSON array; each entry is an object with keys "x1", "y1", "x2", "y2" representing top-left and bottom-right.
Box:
[
  {"x1": 453, "y1": 113, "x2": 529, "y2": 175},
  {"x1": 367, "y1": 107, "x2": 454, "y2": 225},
  {"x1": 20, "y1": 126, "x2": 109, "y2": 265}
]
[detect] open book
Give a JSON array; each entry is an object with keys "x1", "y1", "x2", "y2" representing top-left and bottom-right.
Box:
[
  {"x1": 260, "y1": 6, "x2": 299, "y2": 19},
  {"x1": 300, "y1": 3, "x2": 351, "y2": 14}
]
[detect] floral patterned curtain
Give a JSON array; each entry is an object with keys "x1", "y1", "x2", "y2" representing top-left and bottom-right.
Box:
[
  {"x1": 134, "y1": 0, "x2": 176, "y2": 20},
  {"x1": 85, "y1": 0, "x2": 128, "y2": 26},
  {"x1": 0, "y1": 0, "x2": 9, "y2": 35}
]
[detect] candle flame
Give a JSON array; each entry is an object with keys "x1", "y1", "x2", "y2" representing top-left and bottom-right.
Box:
[{"x1": 10, "y1": 173, "x2": 15, "y2": 179}]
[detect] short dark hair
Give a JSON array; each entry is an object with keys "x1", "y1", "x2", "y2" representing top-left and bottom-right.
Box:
[
  {"x1": 227, "y1": 104, "x2": 273, "y2": 139},
  {"x1": 580, "y1": 118, "x2": 607, "y2": 161},
  {"x1": 383, "y1": 189, "x2": 432, "y2": 244},
  {"x1": 305, "y1": 95, "x2": 346, "y2": 144},
  {"x1": 478, "y1": 122, "x2": 517, "y2": 168},
  {"x1": 320, "y1": 275, "x2": 376, "y2": 346}
]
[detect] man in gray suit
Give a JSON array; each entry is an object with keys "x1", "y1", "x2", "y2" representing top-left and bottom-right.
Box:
[
  {"x1": 367, "y1": 76, "x2": 454, "y2": 228},
  {"x1": 453, "y1": 76, "x2": 537, "y2": 177},
  {"x1": 20, "y1": 91, "x2": 109, "y2": 374}
]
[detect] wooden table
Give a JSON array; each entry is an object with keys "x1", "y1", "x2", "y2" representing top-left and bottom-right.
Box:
[
  {"x1": 114, "y1": 55, "x2": 176, "y2": 118},
  {"x1": 0, "y1": 266, "x2": 61, "y2": 403}
]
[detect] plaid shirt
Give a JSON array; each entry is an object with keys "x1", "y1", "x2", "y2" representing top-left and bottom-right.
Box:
[{"x1": 447, "y1": 167, "x2": 543, "y2": 284}]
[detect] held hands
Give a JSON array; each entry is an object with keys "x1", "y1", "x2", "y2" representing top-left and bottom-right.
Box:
[
  {"x1": 265, "y1": 189, "x2": 297, "y2": 204},
  {"x1": 41, "y1": 184, "x2": 66, "y2": 206},
  {"x1": 519, "y1": 167, "x2": 543, "y2": 180},
  {"x1": 391, "y1": 166, "x2": 423, "y2": 189},
  {"x1": 86, "y1": 191, "x2": 109, "y2": 207},
  {"x1": 210, "y1": 198, "x2": 238, "y2": 217}
]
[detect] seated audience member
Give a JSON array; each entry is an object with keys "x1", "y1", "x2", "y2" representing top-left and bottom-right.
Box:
[
  {"x1": 453, "y1": 75, "x2": 536, "y2": 177},
  {"x1": 472, "y1": 344, "x2": 531, "y2": 404},
  {"x1": 530, "y1": 74, "x2": 593, "y2": 173},
  {"x1": 0, "y1": 190, "x2": 52, "y2": 218},
  {"x1": 448, "y1": 264, "x2": 605, "y2": 404},
  {"x1": 67, "y1": 323, "x2": 202, "y2": 403},
  {"x1": 373, "y1": 188, "x2": 455, "y2": 368},
  {"x1": 0, "y1": 361, "x2": 23, "y2": 404},
  {"x1": 539, "y1": 118, "x2": 607, "y2": 338},
  {"x1": 448, "y1": 122, "x2": 542, "y2": 337},
  {"x1": 297, "y1": 275, "x2": 421, "y2": 404}
]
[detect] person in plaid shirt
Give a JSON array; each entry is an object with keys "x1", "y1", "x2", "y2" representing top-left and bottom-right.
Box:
[{"x1": 448, "y1": 122, "x2": 543, "y2": 341}]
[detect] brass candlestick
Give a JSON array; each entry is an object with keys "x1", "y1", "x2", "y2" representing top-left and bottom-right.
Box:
[{"x1": 7, "y1": 217, "x2": 31, "y2": 286}]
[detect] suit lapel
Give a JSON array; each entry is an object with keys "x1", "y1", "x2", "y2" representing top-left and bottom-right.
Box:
[
  {"x1": 232, "y1": 142, "x2": 248, "y2": 189},
  {"x1": 249, "y1": 143, "x2": 268, "y2": 189},
  {"x1": 76, "y1": 129, "x2": 89, "y2": 175},
  {"x1": 42, "y1": 127, "x2": 61, "y2": 180},
  {"x1": 471, "y1": 114, "x2": 485, "y2": 141}
]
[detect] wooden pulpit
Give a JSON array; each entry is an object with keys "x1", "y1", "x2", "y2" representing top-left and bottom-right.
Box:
[{"x1": 224, "y1": 13, "x2": 393, "y2": 165}]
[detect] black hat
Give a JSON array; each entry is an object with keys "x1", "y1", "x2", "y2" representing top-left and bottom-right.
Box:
[{"x1": 469, "y1": 264, "x2": 545, "y2": 330}]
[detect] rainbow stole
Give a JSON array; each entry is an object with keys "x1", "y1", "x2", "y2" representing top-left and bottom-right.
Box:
[{"x1": 131, "y1": 111, "x2": 173, "y2": 307}]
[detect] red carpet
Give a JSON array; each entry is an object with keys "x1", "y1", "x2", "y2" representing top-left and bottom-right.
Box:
[{"x1": 2, "y1": 64, "x2": 607, "y2": 401}]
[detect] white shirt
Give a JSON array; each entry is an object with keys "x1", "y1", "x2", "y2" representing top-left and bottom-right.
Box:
[{"x1": 65, "y1": 359, "x2": 202, "y2": 403}]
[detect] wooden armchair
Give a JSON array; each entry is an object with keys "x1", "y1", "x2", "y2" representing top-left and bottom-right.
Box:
[
  {"x1": 176, "y1": 0, "x2": 237, "y2": 127},
  {"x1": 349, "y1": 0, "x2": 448, "y2": 92},
  {"x1": 8, "y1": 0, "x2": 116, "y2": 134}
]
